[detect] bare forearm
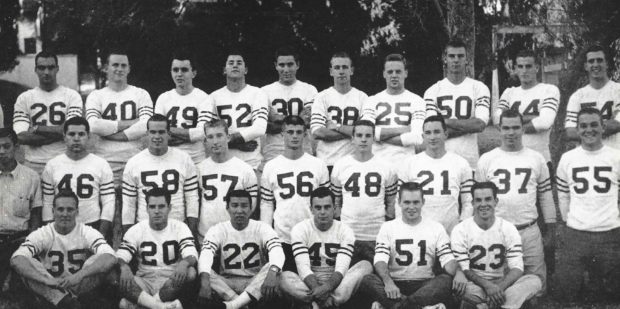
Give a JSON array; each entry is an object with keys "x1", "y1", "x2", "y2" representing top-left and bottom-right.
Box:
[
  {"x1": 17, "y1": 132, "x2": 59, "y2": 145},
  {"x1": 170, "y1": 128, "x2": 191, "y2": 141},
  {"x1": 303, "y1": 274, "x2": 321, "y2": 290},
  {"x1": 463, "y1": 269, "x2": 494, "y2": 290},
  {"x1": 11, "y1": 256, "x2": 52, "y2": 284},
  {"x1": 374, "y1": 262, "x2": 394, "y2": 285},
  {"x1": 496, "y1": 268, "x2": 522, "y2": 291},
  {"x1": 29, "y1": 207, "x2": 42, "y2": 230},
  {"x1": 604, "y1": 119, "x2": 620, "y2": 137},
  {"x1": 103, "y1": 131, "x2": 129, "y2": 141},
  {"x1": 312, "y1": 128, "x2": 349, "y2": 142},
  {"x1": 445, "y1": 118, "x2": 486, "y2": 134},
  {"x1": 78, "y1": 253, "x2": 116, "y2": 278},
  {"x1": 118, "y1": 119, "x2": 139, "y2": 131},
  {"x1": 378, "y1": 127, "x2": 410, "y2": 141}
]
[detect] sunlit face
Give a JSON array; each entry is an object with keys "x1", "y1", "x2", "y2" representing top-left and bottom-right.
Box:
[
  {"x1": 147, "y1": 120, "x2": 170, "y2": 153},
  {"x1": 204, "y1": 126, "x2": 229, "y2": 155},
  {"x1": 53, "y1": 196, "x2": 78, "y2": 230},
  {"x1": 577, "y1": 113, "x2": 604, "y2": 148},
  {"x1": 585, "y1": 51, "x2": 608, "y2": 81},
  {"x1": 276, "y1": 55, "x2": 299, "y2": 85},
  {"x1": 106, "y1": 54, "x2": 130, "y2": 83},
  {"x1": 282, "y1": 123, "x2": 305, "y2": 150},
  {"x1": 352, "y1": 125, "x2": 374, "y2": 153},
  {"x1": 311, "y1": 196, "x2": 335, "y2": 230},
  {"x1": 422, "y1": 120, "x2": 447, "y2": 152},
  {"x1": 399, "y1": 190, "x2": 423, "y2": 223},
  {"x1": 146, "y1": 195, "x2": 170, "y2": 229},
  {"x1": 472, "y1": 188, "x2": 497, "y2": 221},
  {"x1": 171, "y1": 59, "x2": 196, "y2": 89},
  {"x1": 35, "y1": 57, "x2": 58, "y2": 87},
  {"x1": 224, "y1": 55, "x2": 247, "y2": 79},
  {"x1": 0, "y1": 137, "x2": 17, "y2": 165},
  {"x1": 227, "y1": 196, "x2": 252, "y2": 228},
  {"x1": 445, "y1": 46, "x2": 467, "y2": 74},
  {"x1": 515, "y1": 56, "x2": 538, "y2": 85},
  {"x1": 499, "y1": 116, "x2": 523, "y2": 149},
  {"x1": 329, "y1": 57, "x2": 353, "y2": 86},
  {"x1": 383, "y1": 61, "x2": 407, "y2": 91},
  {"x1": 64, "y1": 124, "x2": 89, "y2": 155}
]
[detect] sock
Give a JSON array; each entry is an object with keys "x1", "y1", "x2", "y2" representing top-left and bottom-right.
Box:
[
  {"x1": 225, "y1": 291, "x2": 251, "y2": 309},
  {"x1": 154, "y1": 292, "x2": 162, "y2": 302}
]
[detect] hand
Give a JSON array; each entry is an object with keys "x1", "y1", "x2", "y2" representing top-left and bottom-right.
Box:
[
  {"x1": 310, "y1": 284, "x2": 331, "y2": 302},
  {"x1": 44, "y1": 276, "x2": 62, "y2": 289},
  {"x1": 326, "y1": 120, "x2": 340, "y2": 131},
  {"x1": 119, "y1": 266, "x2": 134, "y2": 292},
  {"x1": 171, "y1": 263, "x2": 189, "y2": 287},
  {"x1": 197, "y1": 285, "x2": 213, "y2": 301},
  {"x1": 384, "y1": 280, "x2": 401, "y2": 299},
  {"x1": 58, "y1": 272, "x2": 83, "y2": 290},
  {"x1": 483, "y1": 283, "x2": 505, "y2": 308},
  {"x1": 452, "y1": 271, "x2": 468, "y2": 297},
  {"x1": 260, "y1": 270, "x2": 279, "y2": 300},
  {"x1": 234, "y1": 140, "x2": 258, "y2": 152},
  {"x1": 300, "y1": 107, "x2": 312, "y2": 124},
  {"x1": 321, "y1": 295, "x2": 336, "y2": 308}
]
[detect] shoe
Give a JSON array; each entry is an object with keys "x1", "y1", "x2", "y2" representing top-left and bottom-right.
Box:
[
  {"x1": 371, "y1": 301, "x2": 384, "y2": 309},
  {"x1": 164, "y1": 299, "x2": 183, "y2": 309},
  {"x1": 423, "y1": 303, "x2": 446, "y2": 309}
]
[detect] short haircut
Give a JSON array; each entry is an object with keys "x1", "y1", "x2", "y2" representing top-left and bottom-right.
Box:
[
  {"x1": 499, "y1": 109, "x2": 524, "y2": 125},
  {"x1": 106, "y1": 49, "x2": 129, "y2": 64},
  {"x1": 63, "y1": 116, "x2": 90, "y2": 134},
  {"x1": 147, "y1": 114, "x2": 170, "y2": 131},
  {"x1": 282, "y1": 115, "x2": 306, "y2": 129},
  {"x1": 577, "y1": 107, "x2": 603, "y2": 125},
  {"x1": 225, "y1": 189, "x2": 252, "y2": 207},
  {"x1": 471, "y1": 181, "x2": 498, "y2": 199},
  {"x1": 515, "y1": 49, "x2": 537, "y2": 61},
  {"x1": 399, "y1": 182, "x2": 424, "y2": 201},
  {"x1": 204, "y1": 119, "x2": 229, "y2": 135},
  {"x1": 384, "y1": 53, "x2": 407, "y2": 68},
  {"x1": 145, "y1": 187, "x2": 171, "y2": 206},
  {"x1": 226, "y1": 48, "x2": 245, "y2": 61},
  {"x1": 171, "y1": 49, "x2": 196, "y2": 70},
  {"x1": 275, "y1": 46, "x2": 299, "y2": 63},
  {"x1": 352, "y1": 119, "x2": 375, "y2": 136},
  {"x1": 53, "y1": 189, "x2": 79, "y2": 209},
  {"x1": 35, "y1": 51, "x2": 58, "y2": 66},
  {"x1": 331, "y1": 51, "x2": 353, "y2": 67},
  {"x1": 423, "y1": 115, "x2": 447, "y2": 132},
  {"x1": 445, "y1": 38, "x2": 467, "y2": 53},
  {"x1": 310, "y1": 187, "x2": 335, "y2": 206},
  {"x1": 584, "y1": 44, "x2": 608, "y2": 62},
  {"x1": 0, "y1": 128, "x2": 18, "y2": 145}
]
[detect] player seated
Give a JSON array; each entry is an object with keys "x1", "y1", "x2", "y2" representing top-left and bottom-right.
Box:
[
  {"x1": 197, "y1": 189, "x2": 284, "y2": 309},
  {"x1": 280, "y1": 187, "x2": 372, "y2": 308},
  {"x1": 360, "y1": 182, "x2": 465, "y2": 309},
  {"x1": 451, "y1": 181, "x2": 541, "y2": 309},
  {"x1": 115, "y1": 188, "x2": 198, "y2": 309},
  {"x1": 11, "y1": 189, "x2": 116, "y2": 309}
]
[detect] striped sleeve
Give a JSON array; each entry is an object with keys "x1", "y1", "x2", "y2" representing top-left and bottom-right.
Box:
[
  {"x1": 494, "y1": 88, "x2": 511, "y2": 125},
  {"x1": 504, "y1": 223, "x2": 524, "y2": 271},
  {"x1": 243, "y1": 167, "x2": 259, "y2": 211},
  {"x1": 310, "y1": 93, "x2": 328, "y2": 133},
  {"x1": 85, "y1": 226, "x2": 114, "y2": 255},
  {"x1": 259, "y1": 168, "x2": 275, "y2": 225},
  {"x1": 85, "y1": 92, "x2": 118, "y2": 136},
  {"x1": 360, "y1": 97, "x2": 377, "y2": 122},
  {"x1": 334, "y1": 224, "x2": 355, "y2": 275},
  {"x1": 12, "y1": 93, "x2": 31, "y2": 133},
  {"x1": 373, "y1": 223, "x2": 391, "y2": 265},
  {"x1": 178, "y1": 223, "x2": 198, "y2": 259},
  {"x1": 123, "y1": 89, "x2": 153, "y2": 140},
  {"x1": 238, "y1": 89, "x2": 268, "y2": 142},
  {"x1": 198, "y1": 226, "x2": 221, "y2": 274},
  {"x1": 117, "y1": 226, "x2": 138, "y2": 262},
  {"x1": 66, "y1": 89, "x2": 84, "y2": 119},
  {"x1": 291, "y1": 224, "x2": 312, "y2": 279},
  {"x1": 555, "y1": 156, "x2": 570, "y2": 221},
  {"x1": 436, "y1": 227, "x2": 455, "y2": 267},
  {"x1": 423, "y1": 84, "x2": 440, "y2": 117},
  {"x1": 537, "y1": 156, "x2": 556, "y2": 223},
  {"x1": 41, "y1": 165, "x2": 55, "y2": 222},
  {"x1": 262, "y1": 225, "x2": 285, "y2": 268},
  {"x1": 450, "y1": 224, "x2": 470, "y2": 271},
  {"x1": 121, "y1": 163, "x2": 138, "y2": 225},
  {"x1": 532, "y1": 85, "x2": 560, "y2": 131},
  {"x1": 12, "y1": 227, "x2": 49, "y2": 259},
  {"x1": 459, "y1": 163, "x2": 475, "y2": 220},
  {"x1": 184, "y1": 158, "x2": 200, "y2": 219},
  {"x1": 189, "y1": 95, "x2": 218, "y2": 142},
  {"x1": 99, "y1": 162, "x2": 116, "y2": 222},
  {"x1": 564, "y1": 91, "x2": 580, "y2": 128},
  {"x1": 474, "y1": 82, "x2": 491, "y2": 124}
]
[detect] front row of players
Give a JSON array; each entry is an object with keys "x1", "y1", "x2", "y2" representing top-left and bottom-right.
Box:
[{"x1": 10, "y1": 182, "x2": 541, "y2": 309}]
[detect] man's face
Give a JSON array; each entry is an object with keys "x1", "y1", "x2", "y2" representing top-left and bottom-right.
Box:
[
  {"x1": 383, "y1": 61, "x2": 407, "y2": 91},
  {"x1": 499, "y1": 116, "x2": 523, "y2": 149},
  {"x1": 282, "y1": 124, "x2": 305, "y2": 149},
  {"x1": 472, "y1": 188, "x2": 497, "y2": 221},
  {"x1": 311, "y1": 196, "x2": 335, "y2": 228},
  {"x1": 53, "y1": 196, "x2": 78, "y2": 228},
  {"x1": 147, "y1": 120, "x2": 170, "y2": 153},
  {"x1": 515, "y1": 56, "x2": 538, "y2": 85},
  {"x1": 276, "y1": 55, "x2": 298, "y2": 85},
  {"x1": 422, "y1": 121, "x2": 447, "y2": 152},
  {"x1": 329, "y1": 57, "x2": 353, "y2": 86},
  {"x1": 227, "y1": 196, "x2": 252, "y2": 227},
  {"x1": 224, "y1": 55, "x2": 247, "y2": 79},
  {"x1": 585, "y1": 51, "x2": 608, "y2": 80},
  {"x1": 0, "y1": 137, "x2": 16, "y2": 165},
  {"x1": 352, "y1": 125, "x2": 374, "y2": 153},
  {"x1": 171, "y1": 59, "x2": 195, "y2": 89},
  {"x1": 146, "y1": 195, "x2": 170, "y2": 227},
  {"x1": 577, "y1": 113, "x2": 604, "y2": 147},
  {"x1": 204, "y1": 126, "x2": 229, "y2": 155},
  {"x1": 106, "y1": 54, "x2": 130, "y2": 83},
  {"x1": 400, "y1": 190, "x2": 423, "y2": 222},
  {"x1": 64, "y1": 124, "x2": 89, "y2": 154},
  {"x1": 35, "y1": 57, "x2": 58, "y2": 87},
  {"x1": 445, "y1": 46, "x2": 467, "y2": 74}
]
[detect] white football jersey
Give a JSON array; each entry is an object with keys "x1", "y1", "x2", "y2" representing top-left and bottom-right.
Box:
[
  {"x1": 451, "y1": 217, "x2": 523, "y2": 280},
  {"x1": 196, "y1": 156, "x2": 258, "y2": 236},
  {"x1": 199, "y1": 220, "x2": 283, "y2": 277},
  {"x1": 496, "y1": 83, "x2": 560, "y2": 161},
  {"x1": 331, "y1": 155, "x2": 398, "y2": 241},
  {"x1": 117, "y1": 220, "x2": 197, "y2": 278},
  {"x1": 476, "y1": 147, "x2": 556, "y2": 226},
  {"x1": 556, "y1": 145, "x2": 620, "y2": 232},
  {"x1": 41, "y1": 153, "x2": 115, "y2": 224},
  {"x1": 261, "y1": 153, "x2": 330, "y2": 243},
  {"x1": 13, "y1": 86, "x2": 83, "y2": 164},
  {"x1": 565, "y1": 81, "x2": 620, "y2": 149},
  {"x1": 291, "y1": 219, "x2": 355, "y2": 281},
  {"x1": 211, "y1": 85, "x2": 269, "y2": 169},
  {"x1": 122, "y1": 148, "x2": 199, "y2": 225},
  {"x1": 85, "y1": 85, "x2": 154, "y2": 165},
  {"x1": 12, "y1": 223, "x2": 115, "y2": 278},
  {"x1": 311, "y1": 87, "x2": 368, "y2": 166},
  {"x1": 361, "y1": 90, "x2": 426, "y2": 163},
  {"x1": 261, "y1": 80, "x2": 318, "y2": 163},
  {"x1": 375, "y1": 218, "x2": 453, "y2": 281},
  {"x1": 398, "y1": 152, "x2": 474, "y2": 233},
  {"x1": 424, "y1": 77, "x2": 491, "y2": 168},
  {"x1": 155, "y1": 88, "x2": 217, "y2": 163}
]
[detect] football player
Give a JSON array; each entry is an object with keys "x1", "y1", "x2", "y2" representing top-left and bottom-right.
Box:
[
  {"x1": 424, "y1": 39, "x2": 490, "y2": 169},
  {"x1": 13, "y1": 51, "x2": 83, "y2": 175},
  {"x1": 41, "y1": 117, "x2": 115, "y2": 238}
]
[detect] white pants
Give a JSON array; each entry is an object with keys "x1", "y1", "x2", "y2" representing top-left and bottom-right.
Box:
[
  {"x1": 462, "y1": 274, "x2": 541, "y2": 309},
  {"x1": 210, "y1": 263, "x2": 270, "y2": 300}
]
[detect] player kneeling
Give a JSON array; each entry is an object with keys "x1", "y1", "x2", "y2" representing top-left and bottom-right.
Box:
[
  {"x1": 115, "y1": 188, "x2": 198, "y2": 309},
  {"x1": 197, "y1": 190, "x2": 284, "y2": 309},
  {"x1": 280, "y1": 187, "x2": 372, "y2": 308},
  {"x1": 11, "y1": 189, "x2": 116, "y2": 309}
]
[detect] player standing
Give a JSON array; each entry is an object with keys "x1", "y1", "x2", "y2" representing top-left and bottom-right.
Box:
[
  {"x1": 361, "y1": 53, "x2": 426, "y2": 163},
  {"x1": 261, "y1": 46, "x2": 317, "y2": 166},
  {"x1": 565, "y1": 45, "x2": 620, "y2": 149},
  {"x1": 196, "y1": 120, "x2": 257, "y2": 239},
  {"x1": 260, "y1": 115, "x2": 330, "y2": 271},
  {"x1": 494, "y1": 50, "x2": 560, "y2": 162},
  {"x1": 424, "y1": 39, "x2": 490, "y2": 169},
  {"x1": 13, "y1": 51, "x2": 83, "y2": 175},
  {"x1": 398, "y1": 115, "x2": 473, "y2": 233},
  {"x1": 311, "y1": 52, "x2": 368, "y2": 173},
  {"x1": 331, "y1": 120, "x2": 397, "y2": 262},
  {"x1": 41, "y1": 117, "x2": 115, "y2": 238},
  {"x1": 155, "y1": 51, "x2": 217, "y2": 164},
  {"x1": 85, "y1": 50, "x2": 154, "y2": 186},
  {"x1": 122, "y1": 114, "x2": 199, "y2": 235}
]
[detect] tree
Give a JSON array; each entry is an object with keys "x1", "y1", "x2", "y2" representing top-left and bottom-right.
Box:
[{"x1": 0, "y1": 0, "x2": 20, "y2": 73}]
